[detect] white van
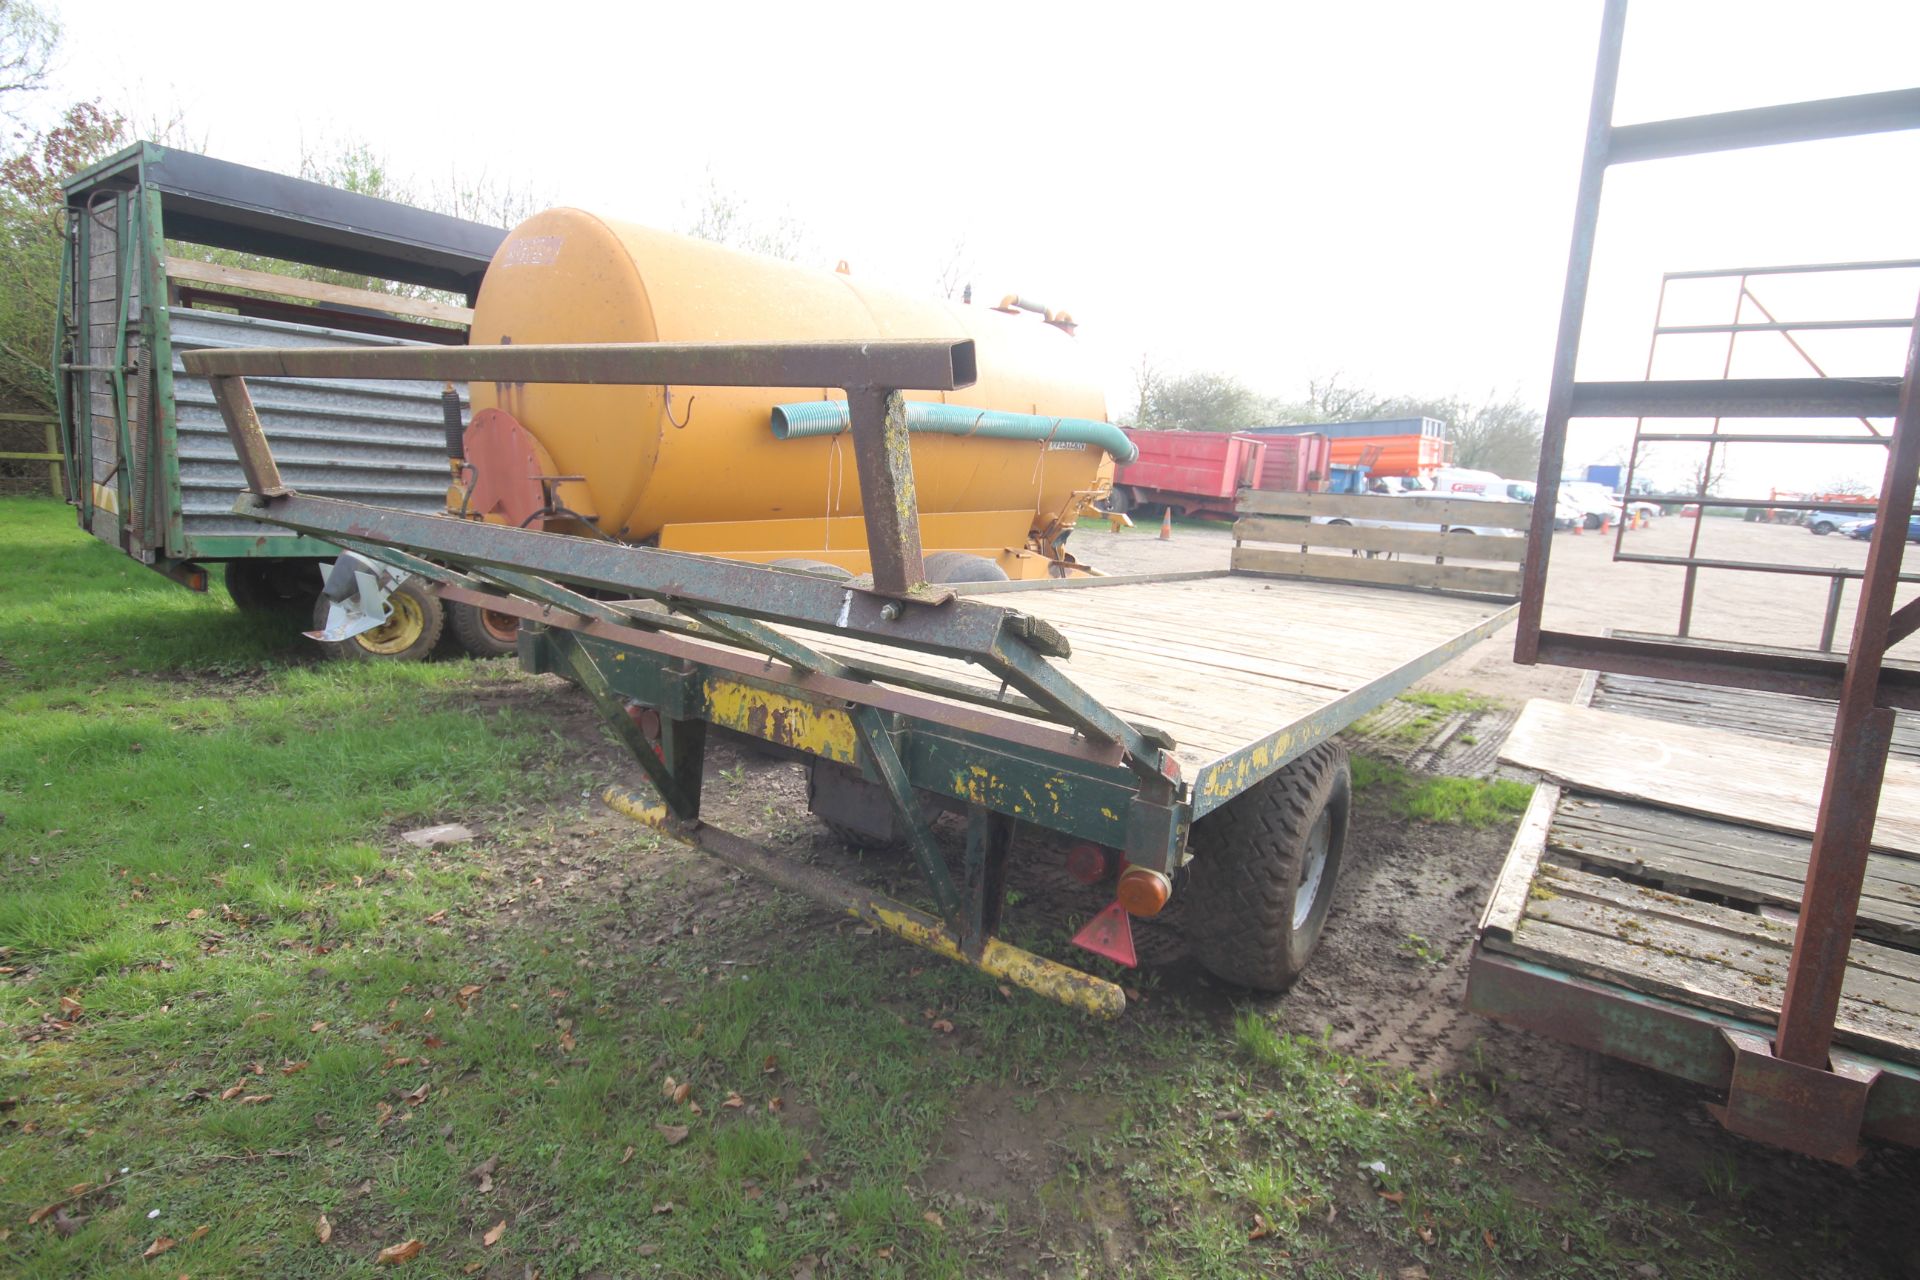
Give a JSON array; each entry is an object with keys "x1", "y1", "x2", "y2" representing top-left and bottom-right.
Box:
[{"x1": 1427, "y1": 467, "x2": 1506, "y2": 497}]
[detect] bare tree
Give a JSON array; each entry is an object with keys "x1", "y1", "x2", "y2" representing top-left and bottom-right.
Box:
[
  {"x1": 681, "y1": 168, "x2": 808, "y2": 261},
  {"x1": 933, "y1": 230, "x2": 973, "y2": 302},
  {"x1": 0, "y1": 0, "x2": 56, "y2": 117},
  {"x1": 1688, "y1": 446, "x2": 1731, "y2": 497}
]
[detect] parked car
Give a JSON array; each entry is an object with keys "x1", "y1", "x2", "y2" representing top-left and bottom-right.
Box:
[
  {"x1": 1808, "y1": 509, "x2": 1872, "y2": 536},
  {"x1": 1312, "y1": 490, "x2": 1525, "y2": 540},
  {"x1": 1843, "y1": 516, "x2": 1920, "y2": 543},
  {"x1": 1559, "y1": 480, "x2": 1623, "y2": 530}
]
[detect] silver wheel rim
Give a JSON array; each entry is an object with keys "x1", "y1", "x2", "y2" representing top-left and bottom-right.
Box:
[{"x1": 1293, "y1": 808, "x2": 1333, "y2": 932}]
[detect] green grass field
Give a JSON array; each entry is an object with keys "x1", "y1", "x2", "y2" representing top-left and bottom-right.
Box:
[{"x1": 0, "y1": 498, "x2": 1785, "y2": 1278}]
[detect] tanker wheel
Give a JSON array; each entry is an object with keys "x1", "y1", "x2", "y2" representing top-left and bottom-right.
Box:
[
  {"x1": 1183, "y1": 741, "x2": 1349, "y2": 992},
  {"x1": 449, "y1": 600, "x2": 521, "y2": 659},
  {"x1": 223, "y1": 560, "x2": 316, "y2": 618},
  {"x1": 313, "y1": 579, "x2": 444, "y2": 663},
  {"x1": 923, "y1": 551, "x2": 1009, "y2": 584},
  {"x1": 1105, "y1": 485, "x2": 1137, "y2": 516},
  {"x1": 769, "y1": 558, "x2": 853, "y2": 581}
]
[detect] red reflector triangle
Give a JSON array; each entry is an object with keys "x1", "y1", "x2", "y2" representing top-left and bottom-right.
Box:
[{"x1": 1071, "y1": 901, "x2": 1137, "y2": 967}]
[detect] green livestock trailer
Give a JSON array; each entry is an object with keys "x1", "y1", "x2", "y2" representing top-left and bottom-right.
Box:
[{"x1": 54, "y1": 141, "x2": 510, "y2": 658}]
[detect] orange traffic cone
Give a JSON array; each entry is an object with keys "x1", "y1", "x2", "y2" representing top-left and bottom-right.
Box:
[
  {"x1": 1159, "y1": 507, "x2": 1173, "y2": 541},
  {"x1": 1571, "y1": 519, "x2": 1582, "y2": 536}
]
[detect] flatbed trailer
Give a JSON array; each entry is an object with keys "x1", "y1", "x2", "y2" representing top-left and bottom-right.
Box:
[
  {"x1": 180, "y1": 335, "x2": 1517, "y2": 1016},
  {"x1": 1468, "y1": 672, "x2": 1920, "y2": 1160}
]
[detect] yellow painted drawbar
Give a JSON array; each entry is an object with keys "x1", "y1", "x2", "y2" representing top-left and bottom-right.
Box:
[
  {"x1": 603, "y1": 785, "x2": 1125, "y2": 1018},
  {"x1": 464, "y1": 211, "x2": 1114, "y2": 577}
]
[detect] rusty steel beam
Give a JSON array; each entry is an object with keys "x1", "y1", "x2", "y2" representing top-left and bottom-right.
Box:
[
  {"x1": 1516, "y1": 0, "x2": 1627, "y2": 663},
  {"x1": 601, "y1": 786, "x2": 1125, "y2": 1018},
  {"x1": 181, "y1": 338, "x2": 978, "y2": 393},
  {"x1": 1775, "y1": 300, "x2": 1920, "y2": 1070},
  {"x1": 1531, "y1": 629, "x2": 1920, "y2": 710},
  {"x1": 434, "y1": 584, "x2": 1130, "y2": 768},
  {"x1": 1606, "y1": 86, "x2": 1920, "y2": 165},
  {"x1": 844, "y1": 387, "x2": 928, "y2": 597},
  {"x1": 207, "y1": 376, "x2": 285, "y2": 496}
]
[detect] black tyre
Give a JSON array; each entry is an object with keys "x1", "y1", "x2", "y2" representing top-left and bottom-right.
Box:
[
  {"x1": 923, "y1": 551, "x2": 1009, "y2": 584},
  {"x1": 1105, "y1": 485, "x2": 1136, "y2": 516},
  {"x1": 312, "y1": 578, "x2": 444, "y2": 663},
  {"x1": 1810, "y1": 521, "x2": 1833, "y2": 536},
  {"x1": 449, "y1": 600, "x2": 521, "y2": 658},
  {"x1": 768, "y1": 558, "x2": 854, "y2": 581},
  {"x1": 1184, "y1": 741, "x2": 1350, "y2": 992},
  {"x1": 223, "y1": 560, "x2": 317, "y2": 617}
]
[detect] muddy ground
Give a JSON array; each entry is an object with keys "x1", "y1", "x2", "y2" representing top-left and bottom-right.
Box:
[
  {"x1": 454, "y1": 517, "x2": 1920, "y2": 1276},
  {"x1": 480, "y1": 665, "x2": 1919, "y2": 1280}
]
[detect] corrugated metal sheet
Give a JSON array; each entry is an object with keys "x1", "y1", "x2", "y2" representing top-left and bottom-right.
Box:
[{"x1": 169, "y1": 309, "x2": 463, "y2": 545}]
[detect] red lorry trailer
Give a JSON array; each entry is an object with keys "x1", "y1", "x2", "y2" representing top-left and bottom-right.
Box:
[{"x1": 1108, "y1": 429, "x2": 1330, "y2": 518}]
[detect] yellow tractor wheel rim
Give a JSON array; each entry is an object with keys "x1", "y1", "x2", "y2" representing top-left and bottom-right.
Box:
[{"x1": 355, "y1": 592, "x2": 426, "y2": 656}]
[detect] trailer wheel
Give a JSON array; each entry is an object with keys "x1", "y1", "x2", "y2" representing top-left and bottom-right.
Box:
[
  {"x1": 1184, "y1": 741, "x2": 1349, "y2": 992},
  {"x1": 313, "y1": 578, "x2": 444, "y2": 663},
  {"x1": 1105, "y1": 485, "x2": 1136, "y2": 515},
  {"x1": 223, "y1": 560, "x2": 315, "y2": 617},
  {"x1": 923, "y1": 551, "x2": 1009, "y2": 583},
  {"x1": 449, "y1": 600, "x2": 521, "y2": 658}
]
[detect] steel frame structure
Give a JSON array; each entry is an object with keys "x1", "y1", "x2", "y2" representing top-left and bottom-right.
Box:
[
  {"x1": 1612, "y1": 259, "x2": 1920, "y2": 649},
  {"x1": 1513, "y1": 0, "x2": 1920, "y2": 1159},
  {"x1": 186, "y1": 336, "x2": 1190, "y2": 1018}
]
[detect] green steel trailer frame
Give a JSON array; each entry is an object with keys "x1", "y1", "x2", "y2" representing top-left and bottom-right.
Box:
[
  {"x1": 178, "y1": 334, "x2": 1519, "y2": 1016},
  {"x1": 54, "y1": 141, "x2": 503, "y2": 586}
]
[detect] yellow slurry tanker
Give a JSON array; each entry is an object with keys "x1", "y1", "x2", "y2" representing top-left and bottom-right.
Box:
[{"x1": 452, "y1": 209, "x2": 1132, "y2": 592}]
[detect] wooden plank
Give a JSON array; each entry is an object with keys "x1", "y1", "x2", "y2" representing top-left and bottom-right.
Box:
[
  {"x1": 1537, "y1": 863, "x2": 1920, "y2": 989},
  {"x1": 164, "y1": 256, "x2": 474, "y2": 327},
  {"x1": 1501, "y1": 916, "x2": 1920, "y2": 1066},
  {"x1": 1235, "y1": 515, "x2": 1529, "y2": 562},
  {"x1": 1553, "y1": 797, "x2": 1920, "y2": 891},
  {"x1": 1232, "y1": 545, "x2": 1522, "y2": 596},
  {"x1": 1550, "y1": 798, "x2": 1920, "y2": 941},
  {"x1": 1479, "y1": 782, "x2": 1562, "y2": 940},
  {"x1": 1235, "y1": 488, "x2": 1532, "y2": 528},
  {"x1": 1500, "y1": 698, "x2": 1920, "y2": 857}
]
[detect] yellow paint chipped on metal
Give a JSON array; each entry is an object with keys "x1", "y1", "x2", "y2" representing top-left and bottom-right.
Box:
[
  {"x1": 868, "y1": 905, "x2": 1125, "y2": 1019},
  {"x1": 703, "y1": 678, "x2": 857, "y2": 763},
  {"x1": 601, "y1": 783, "x2": 1124, "y2": 1018}
]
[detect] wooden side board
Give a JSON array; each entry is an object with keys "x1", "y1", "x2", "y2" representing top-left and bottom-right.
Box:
[
  {"x1": 1231, "y1": 545, "x2": 1521, "y2": 596},
  {"x1": 1236, "y1": 488, "x2": 1532, "y2": 529},
  {"x1": 164, "y1": 256, "x2": 474, "y2": 326},
  {"x1": 1233, "y1": 516, "x2": 1530, "y2": 562},
  {"x1": 1493, "y1": 863, "x2": 1920, "y2": 1065}
]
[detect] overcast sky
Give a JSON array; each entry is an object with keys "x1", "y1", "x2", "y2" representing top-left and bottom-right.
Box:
[{"x1": 44, "y1": 1, "x2": 1920, "y2": 491}]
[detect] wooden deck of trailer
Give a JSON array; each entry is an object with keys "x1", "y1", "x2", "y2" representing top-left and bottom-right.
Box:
[
  {"x1": 1474, "y1": 671, "x2": 1920, "y2": 1071},
  {"x1": 785, "y1": 570, "x2": 1517, "y2": 794}
]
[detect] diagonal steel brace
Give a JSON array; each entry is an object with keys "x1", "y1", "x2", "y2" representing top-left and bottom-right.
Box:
[{"x1": 849, "y1": 705, "x2": 961, "y2": 927}]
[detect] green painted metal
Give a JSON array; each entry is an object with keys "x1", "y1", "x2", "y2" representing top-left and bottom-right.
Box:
[
  {"x1": 770, "y1": 400, "x2": 1140, "y2": 464},
  {"x1": 1466, "y1": 949, "x2": 1920, "y2": 1149},
  {"x1": 144, "y1": 182, "x2": 186, "y2": 558},
  {"x1": 525, "y1": 628, "x2": 1151, "y2": 851}
]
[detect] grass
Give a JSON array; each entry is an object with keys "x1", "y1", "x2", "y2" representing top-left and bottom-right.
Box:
[
  {"x1": 0, "y1": 498, "x2": 1788, "y2": 1277},
  {"x1": 1351, "y1": 754, "x2": 1533, "y2": 827},
  {"x1": 1359, "y1": 689, "x2": 1501, "y2": 745}
]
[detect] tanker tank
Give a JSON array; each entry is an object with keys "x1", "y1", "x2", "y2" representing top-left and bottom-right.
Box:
[{"x1": 454, "y1": 209, "x2": 1119, "y2": 580}]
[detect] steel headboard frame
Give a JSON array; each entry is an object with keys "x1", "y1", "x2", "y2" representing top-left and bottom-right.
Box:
[{"x1": 1514, "y1": 0, "x2": 1920, "y2": 1161}]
